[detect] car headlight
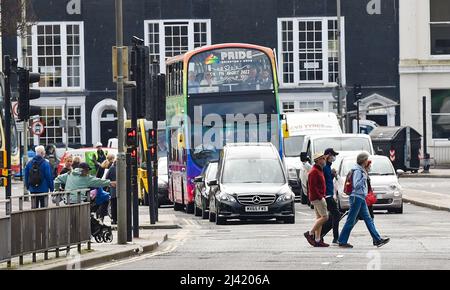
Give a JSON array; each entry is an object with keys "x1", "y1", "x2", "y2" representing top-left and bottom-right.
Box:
[
  {"x1": 393, "y1": 191, "x2": 401, "y2": 197},
  {"x1": 219, "y1": 193, "x2": 236, "y2": 202},
  {"x1": 288, "y1": 168, "x2": 298, "y2": 180},
  {"x1": 276, "y1": 192, "x2": 295, "y2": 202}
]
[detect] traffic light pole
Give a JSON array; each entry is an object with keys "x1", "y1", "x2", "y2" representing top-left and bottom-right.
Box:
[
  {"x1": 130, "y1": 41, "x2": 139, "y2": 237},
  {"x1": 3, "y1": 56, "x2": 13, "y2": 208},
  {"x1": 115, "y1": 0, "x2": 127, "y2": 245}
]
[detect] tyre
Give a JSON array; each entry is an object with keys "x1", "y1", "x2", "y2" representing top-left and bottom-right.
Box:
[
  {"x1": 194, "y1": 202, "x2": 202, "y2": 217},
  {"x1": 201, "y1": 198, "x2": 209, "y2": 219},
  {"x1": 186, "y1": 202, "x2": 195, "y2": 214},
  {"x1": 174, "y1": 202, "x2": 184, "y2": 211},
  {"x1": 94, "y1": 234, "x2": 103, "y2": 243},
  {"x1": 216, "y1": 215, "x2": 226, "y2": 225},
  {"x1": 390, "y1": 203, "x2": 403, "y2": 214},
  {"x1": 102, "y1": 230, "x2": 113, "y2": 243},
  {"x1": 284, "y1": 216, "x2": 295, "y2": 224},
  {"x1": 209, "y1": 210, "x2": 215, "y2": 222},
  {"x1": 300, "y1": 186, "x2": 308, "y2": 205}
]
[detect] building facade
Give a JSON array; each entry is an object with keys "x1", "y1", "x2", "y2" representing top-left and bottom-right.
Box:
[
  {"x1": 2, "y1": 0, "x2": 400, "y2": 146},
  {"x1": 400, "y1": 0, "x2": 450, "y2": 165}
]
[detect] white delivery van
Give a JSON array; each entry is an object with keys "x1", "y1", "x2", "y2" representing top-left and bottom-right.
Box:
[
  {"x1": 298, "y1": 134, "x2": 375, "y2": 204},
  {"x1": 282, "y1": 112, "x2": 342, "y2": 203}
]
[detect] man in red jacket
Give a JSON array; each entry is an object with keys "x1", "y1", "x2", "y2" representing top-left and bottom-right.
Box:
[{"x1": 304, "y1": 153, "x2": 329, "y2": 247}]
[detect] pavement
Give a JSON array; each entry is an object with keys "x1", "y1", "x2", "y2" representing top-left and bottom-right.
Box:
[
  {"x1": 399, "y1": 168, "x2": 450, "y2": 178},
  {"x1": 399, "y1": 177, "x2": 450, "y2": 212},
  {"x1": 0, "y1": 182, "x2": 180, "y2": 270}
]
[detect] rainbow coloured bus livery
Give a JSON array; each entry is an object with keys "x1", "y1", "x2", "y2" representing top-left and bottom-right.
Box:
[{"x1": 165, "y1": 43, "x2": 282, "y2": 213}]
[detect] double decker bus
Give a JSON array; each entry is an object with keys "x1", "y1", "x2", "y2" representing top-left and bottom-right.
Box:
[
  {"x1": 0, "y1": 73, "x2": 20, "y2": 185},
  {"x1": 165, "y1": 43, "x2": 282, "y2": 213}
]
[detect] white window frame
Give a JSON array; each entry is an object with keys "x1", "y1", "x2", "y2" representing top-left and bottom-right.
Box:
[
  {"x1": 29, "y1": 96, "x2": 86, "y2": 145},
  {"x1": 277, "y1": 17, "x2": 346, "y2": 87},
  {"x1": 17, "y1": 21, "x2": 85, "y2": 92},
  {"x1": 144, "y1": 19, "x2": 211, "y2": 74}
]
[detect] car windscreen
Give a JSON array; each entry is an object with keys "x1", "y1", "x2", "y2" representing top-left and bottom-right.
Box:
[
  {"x1": 222, "y1": 158, "x2": 285, "y2": 184},
  {"x1": 368, "y1": 159, "x2": 395, "y2": 176},
  {"x1": 283, "y1": 136, "x2": 304, "y2": 157},
  {"x1": 341, "y1": 158, "x2": 395, "y2": 176},
  {"x1": 314, "y1": 137, "x2": 372, "y2": 154}
]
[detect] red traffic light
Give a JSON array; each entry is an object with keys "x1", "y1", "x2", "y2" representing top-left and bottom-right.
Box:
[{"x1": 126, "y1": 127, "x2": 137, "y2": 147}]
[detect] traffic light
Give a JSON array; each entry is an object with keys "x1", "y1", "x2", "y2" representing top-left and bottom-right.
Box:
[
  {"x1": 157, "y1": 74, "x2": 166, "y2": 121},
  {"x1": 354, "y1": 84, "x2": 362, "y2": 101},
  {"x1": 148, "y1": 128, "x2": 157, "y2": 162},
  {"x1": 126, "y1": 127, "x2": 137, "y2": 147},
  {"x1": 131, "y1": 45, "x2": 150, "y2": 119},
  {"x1": 17, "y1": 68, "x2": 40, "y2": 121}
]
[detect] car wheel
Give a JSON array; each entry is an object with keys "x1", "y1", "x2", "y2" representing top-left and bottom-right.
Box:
[
  {"x1": 300, "y1": 186, "x2": 308, "y2": 205},
  {"x1": 396, "y1": 203, "x2": 404, "y2": 214},
  {"x1": 201, "y1": 198, "x2": 209, "y2": 219},
  {"x1": 194, "y1": 201, "x2": 202, "y2": 217},
  {"x1": 174, "y1": 202, "x2": 184, "y2": 211},
  {"x1": 186, "y1": 202, "x2": 195, "y2": 214},
  {"x1": 216, "y1": 215, "x2": 226, "y2": 225},
  {"x1": 208, "y1": 199, "x2": 215, "y2": 222},
  {"x1": 284, "y1": 216, "x2": 295, "y2": 224}
]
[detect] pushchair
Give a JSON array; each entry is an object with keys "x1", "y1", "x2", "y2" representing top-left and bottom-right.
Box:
[
  {"x1": 90, "y1": 188, "x2": 113, "y2": 243},
  {"x1": 90, "y1": 213, "x2": 113, "y2": 243},
  {"x1": 90, "y1": 188, "x2": 111, "y2": 221}
]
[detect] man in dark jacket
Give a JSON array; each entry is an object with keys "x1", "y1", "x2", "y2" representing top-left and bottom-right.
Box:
[
  {"x1": 24, "y1": 145, "x2": 55, "y2": 208},
  {"x1": 320, "y1": 148, "x2": 341, "y2": 245},
  {"x1": 304, "y1": 153, "x2": 329, "y2": 247}
]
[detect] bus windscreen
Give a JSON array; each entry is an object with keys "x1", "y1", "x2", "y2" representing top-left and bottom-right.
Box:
[{"x1": 188, "y1": 48, "x2": 274, "y2": 94}]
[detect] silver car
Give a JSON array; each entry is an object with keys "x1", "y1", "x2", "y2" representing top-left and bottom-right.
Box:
[{"x1": 334, "y1": 155, "x2": 403, "y2": 214}]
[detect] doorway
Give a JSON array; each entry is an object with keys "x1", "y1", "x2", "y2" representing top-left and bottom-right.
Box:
[{"x1": 100, "y1": 109, "x2": 117, "y2": 146}]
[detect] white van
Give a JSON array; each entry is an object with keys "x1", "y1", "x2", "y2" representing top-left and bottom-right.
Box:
[
  {"x1": 298, "y1": 134, "x2": 375, "y2": 204},
  {"x1": 282, "y1": 112, "x2": 342, "y2": 203}
]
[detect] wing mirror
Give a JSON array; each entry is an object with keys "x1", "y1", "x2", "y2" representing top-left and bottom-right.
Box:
[{"x1": 207, "y1": 179, "x2": 218, "y2": 186}]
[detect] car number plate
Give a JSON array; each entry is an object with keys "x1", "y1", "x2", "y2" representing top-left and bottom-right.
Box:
[
  {"x1": 245, "y1": 206, "x2": 268, "y2": 212},
  {"x1": 377, "y1": 194, "x2": 383, "y2": 199}
]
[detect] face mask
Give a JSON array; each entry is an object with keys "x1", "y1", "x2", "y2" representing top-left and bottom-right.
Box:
[{"x1": 330, "y1": 156, "x2": 336, "y2": 163}]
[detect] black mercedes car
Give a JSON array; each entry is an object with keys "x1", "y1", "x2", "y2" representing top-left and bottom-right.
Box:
[{"x1": 207, "y1": 143, "x2": 295, "y2": 225}]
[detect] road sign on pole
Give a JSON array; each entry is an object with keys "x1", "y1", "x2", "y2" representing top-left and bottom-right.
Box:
[{"x1": 31, "y1": 120, "x2": 45, "y2": 136}]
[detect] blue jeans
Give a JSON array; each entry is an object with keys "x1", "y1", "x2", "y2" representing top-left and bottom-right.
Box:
[{"x1": 338, "y1": 196, "x2": 382, "y2": 244}]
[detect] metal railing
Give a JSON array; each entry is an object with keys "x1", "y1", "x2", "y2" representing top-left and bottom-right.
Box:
[{"x1": 0, "y1": 189, "x2": 92, "y2": 267}]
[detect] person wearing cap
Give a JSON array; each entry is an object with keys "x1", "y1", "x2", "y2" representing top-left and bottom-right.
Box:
[
  {"x1": 92, "y1": 142, "x2": 107, "y2": 176},
  {"x1": 54, "y1": 162, "x2": 115, "y2": 204},
  {"x1": 320, "y1": 148, "x2": 341, "y2": 245},
  {"x1": 304, "y1": 153, "x2": 329, "y2": 247},
  {"x1": 338, "y1": 151, "x2": 390, "y2": 248}
]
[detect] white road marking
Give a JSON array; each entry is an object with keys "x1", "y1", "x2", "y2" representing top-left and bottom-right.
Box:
[
  {"x1": 321, "y1": 262, "x2": 331, "y2": 265},
  {"x1": 296, "y1": 211, "x2": 312, "y2": 216},
  {"x1": 336, "y1": 255, "x2": 344, "y2": 258}
]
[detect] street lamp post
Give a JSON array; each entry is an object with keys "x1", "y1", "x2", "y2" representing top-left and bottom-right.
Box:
[
  {"x1": 336, "y1": 0, "x2": 345, "y2": 131},
  {"x1": 115, "y1": 0, "x2": 127, "y2": 244}
]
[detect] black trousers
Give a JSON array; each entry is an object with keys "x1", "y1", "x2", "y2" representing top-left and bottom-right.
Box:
[
  {"x1": 321, "y1": 197, "x2": 341, "y2": 241},
  {"x1": 111, "y1": 197, "x2": 118, "y2": 223},
  {"x1": 31, "y1": 192, "x2": 48, "y2": 209}
]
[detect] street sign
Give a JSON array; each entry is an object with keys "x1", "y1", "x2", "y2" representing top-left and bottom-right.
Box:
[
  {"x1": 16, "y1": 122, "x2": 24, "y2": 132},
  {"x1": 12, "y1": 102, "x2": 19, "y2": 118},
  {"x1": 112, "y1": 46, "x2": 129, "y2": 82},
  {"x1": 31, "y1": 120, "x2": 45, "y2": 136}
]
